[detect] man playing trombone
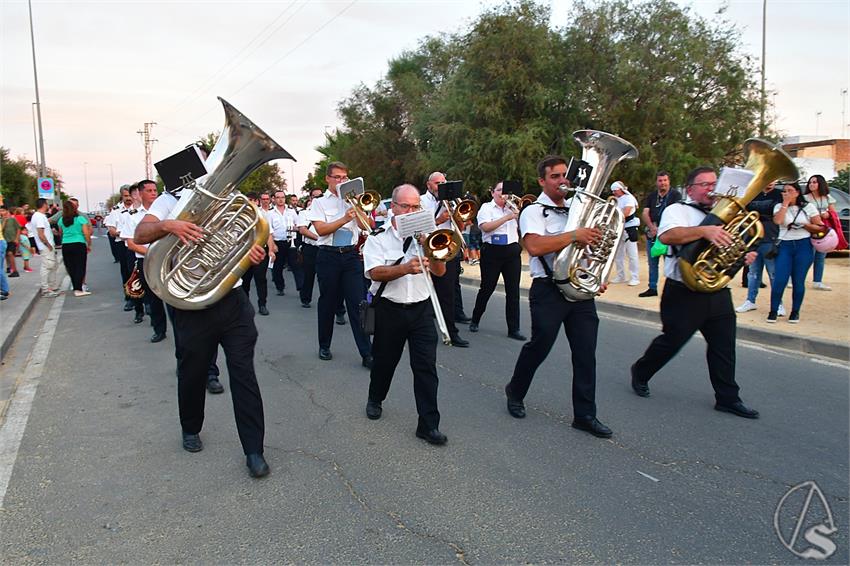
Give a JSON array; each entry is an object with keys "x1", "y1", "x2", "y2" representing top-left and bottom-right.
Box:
[{"x1": 362, "y1": 184, "x2": 448, "y2": 445}]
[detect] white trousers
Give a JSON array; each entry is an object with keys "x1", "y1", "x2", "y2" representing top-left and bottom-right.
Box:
[
  {"x1": 40, "y1": 249, "x2": 61, "y2": 292},
  {"x1": 614, "y1": 238, "x2": 640, "y2": 283}
]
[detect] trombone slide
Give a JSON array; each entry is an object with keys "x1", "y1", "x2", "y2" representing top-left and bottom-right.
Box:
[{"x1": 415, "y1": 242, "x2": 452, "y2": 345}]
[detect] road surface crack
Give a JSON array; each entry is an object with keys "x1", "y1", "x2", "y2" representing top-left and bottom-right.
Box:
[{"x1": 261, "y1": 350, "x2": 335, "y2": 430}]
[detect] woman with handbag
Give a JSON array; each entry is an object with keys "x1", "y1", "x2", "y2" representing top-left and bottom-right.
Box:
[
  {"x1": 804, "y1": 175, "x2": 838, "y2": 290},
  {"x1": 58, "y1": 200, "x2": 93, "y2": 297},
  {"x1": 768, "y1": 182, "x2": 824, "y2": 323}
]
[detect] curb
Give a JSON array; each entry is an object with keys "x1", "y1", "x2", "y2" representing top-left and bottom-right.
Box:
[
  {"x1": 460, "y1": 276, "x2": 849, "y2": 363},
  {"x1": 0, "y1": 288, "x2": 40, "y2": 362}
]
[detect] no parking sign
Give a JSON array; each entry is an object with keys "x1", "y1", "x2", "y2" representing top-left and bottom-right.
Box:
[{"x1": 37, "y1": 177, "x2": 54, "y2": 199}]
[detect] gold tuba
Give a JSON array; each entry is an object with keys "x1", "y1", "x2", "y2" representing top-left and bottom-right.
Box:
[
  {"x1": 552, "y1": 130, "x2": 638, "y2": 301},
  {"x1": 144, "y1": 97, "x2": 294, "y2": 310},
  {"x1": 679, "y1": 139, "x2": 798, "y2": 292}
]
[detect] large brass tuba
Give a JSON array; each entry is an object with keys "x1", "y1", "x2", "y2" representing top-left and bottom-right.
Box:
[
  {"x1": 552, "y1": 130, "x2": 638, "y2": 301},
  {"x1": 144, "y1": 97, "x2": 294, "y2": 310},
  {"x1": 679, "y1": 139, "x2": 798, "y2": 292}
]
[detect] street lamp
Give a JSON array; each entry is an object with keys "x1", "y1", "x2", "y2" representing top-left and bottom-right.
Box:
[
  {"x1": 815, "y1": 111, "x2": 823, "y2": 136},
  {"x1": 108, "y1": 163, "x2": 115, "y2": 193},
  {"x1": 83, "y1": 161, "x2": 90, "y2": 213}
]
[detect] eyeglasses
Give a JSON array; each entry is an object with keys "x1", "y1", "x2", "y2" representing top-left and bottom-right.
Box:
[
  {"x1": 549, "y1": 173, "x2": 569, "y2": 179},
  {"x1": 393, "y1": 202, "x2": 422, "y2": 212},
  {"x1": 327, "y1": 174, "x2": 349, "y2": 181},
  {"x1": 689, "y1": 181, "x2": 717, "y2": 189}
]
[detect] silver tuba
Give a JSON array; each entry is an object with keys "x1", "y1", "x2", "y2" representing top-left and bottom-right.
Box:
[
  {"x1": 551, "y1": 130, "x2": 638, "y2": 301},
  {"x1": 144, "y1": 97, "x2": 294, "y2": 310}
]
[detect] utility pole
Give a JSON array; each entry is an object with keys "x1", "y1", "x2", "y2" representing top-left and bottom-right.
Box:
[
  {"x1": 31, "y1": 102, "x2": 40, "y2": 172},
  {"x1": 759, "y1": 0, "x2": 767, "y2": 137},
  {"x1": 137, "y1": 122, "x2": 157, "y2": 179},
  {"x1": 815, "y1": 111, "x2": 822, "y2": 136},
  {"x1": 83, "y1": 161, "x2": 90, "y2": 213},
  {"x1": 28, "y1": 0, "x2": 49, "y2": 200},
  {"x1": 108, "y1": 163, "x2": 115, "y2": 193},
  {"x1": 842, "y1": 89, "x2": 848, "y2": 138}
]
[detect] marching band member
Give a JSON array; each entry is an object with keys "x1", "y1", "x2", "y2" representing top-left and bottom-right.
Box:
[
  {"x1": 240, "y1": 192, "x2": 273, "y2": 316},
  {"x1": 308, "y1": 161, "x2": 373, "y2": 368},
  {"x1": 105, "y1": 185, "x2": 135, "y2": 311},
  {"x1": 420, "y1": 171, "x2": 469, "y2": 347},
  {"x1": 124, "y1": 180, "x2": 167, "y2": 342},
  {"x1": 630, "y1": 166, "x2": 760, "y2": 419},
  {"x1": 363, "y1": 184, "x2": 448, "y2": 445},
  {"x1": 504, "y1": 155, "x2": 613, "y2": 438},
  {"x1": 469, "y1": 181, "x2": 525, "y2": 340},
  {"x1": 297, "y1": 188, "x2": 323, "y2": 308},
  {"x1": 269, "y1": 190, "x2": 295, "y2": 296},
  {"x1": 117, "y1": 184, "x2": 144, "y2": 323},
  {"x1": 285, "y1": 195, "x2": 305, "y2": 293},
  {"x1": 135, "y1": 190, "x2": 270, "y2": 478}
]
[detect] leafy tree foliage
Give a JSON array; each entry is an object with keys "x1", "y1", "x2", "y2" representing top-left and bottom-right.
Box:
[
  {"x1": 314, "y1": 0, "x2": 768, "y2": 204},
  {"x1": 197, "y1": 132, "x2": 288, "y2": 195},
  {"x1": 0, "y1": 148, "x2": 65, "y2": 207},
  {"x1": 829, "y1": 168, "x2": 849, "y2": 192}
]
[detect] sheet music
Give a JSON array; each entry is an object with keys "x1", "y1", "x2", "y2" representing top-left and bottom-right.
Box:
[
  {"x1": 395, "y1": 209, "x2": 437, "y2": 239},
  {"x1": 338, "y1": 177, "x2": 365, "y2": 199},
  {"x1": 716, "y1": 167, "x2": 755, "y2": 199}
]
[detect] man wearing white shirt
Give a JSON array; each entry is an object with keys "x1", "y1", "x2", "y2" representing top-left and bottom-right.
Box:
[
  {"x1": 31, "y1": 198, "x2": 62, "y2": 297},
  {"x1": 106, "y1": 186, "x2": 135, "y2": 310},
  {"x1": 609, "y1": 181, "x2": 641, "y2": 286},
  {"x1": 308, "y1": 161, "x2": 373, "y2": 367},
  {"x1": 240, "y1": 192, "x2": 273, "y2": 316},
  {"x1": 419, "y1": 171, "x2": 469, "y2": 347},
  {"x1": 268, "y1": 190, "x2": 295, "y2": 296},
  {"x1": 362, "y1": 184, "x2": 448, "y2": 445},
  {"x1": 505, "y1": 155, "x2": 612, "y2": 438},
  {"x1": 135, "y1": 189, "x2": 271, "y2": 478},
  {"x1": 296, "y1": 188, "x2": 323, "y2": 307},
  {"x1": 468, "y1": 182, "x2": 525, "y2": 340},
  {"x1": 118, "y1": 185, "x2": 146, "y2": 323},
  {"x1": 630, "y1": 166, "x2": 759, "y2": 419}
]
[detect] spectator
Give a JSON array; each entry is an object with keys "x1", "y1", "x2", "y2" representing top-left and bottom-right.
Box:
[
  {"x1": 639, "y1": 171, "x2": 682, "y2": 297},
  {"x1": 32, "y1": 198, "x2": 62, "y2": 297},
  {"x1": 58, "y1": 200, "x2": 92, "y2": 297},
  {"x1": 609, "y1": 181, "x2": 640, "y2": 285},
  {"x1": 19, "y1": 227, "x2": 33, "y2": 272},
  {"x1": 1, "y1": 206, "x2": 21, "y2": 277},
  {"x1": 768, "y1": 182, "x2": 824, "y2": 323},
  {"x1": 804, "y1": 174, "x2": 836, "y2": 291},
  {"x1": 736, "y1": 181, "x2": 784, "y2": 315},
  {"x1": 0, "y1": 223, "x2": 8, "y2": 301}
]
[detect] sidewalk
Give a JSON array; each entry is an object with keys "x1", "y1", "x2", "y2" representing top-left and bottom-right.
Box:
[
  {"x1": 459, "y1": 246, "x2": 849, "y2": 361},
  {"x1": 0, "y1": 254, "x2": 47, "y2": 362}
]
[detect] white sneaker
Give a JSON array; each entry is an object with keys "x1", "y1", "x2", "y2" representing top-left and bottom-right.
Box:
[
  {"x1": 628, "y1": 279, "x2": 640, "y2": 286},
  {"x1": 813, "y1": 282, "x2": 832, "y2": 291},
  {"x1": 777, "y1": 304, "x2": 786, "y2": 317},
  {"x1": 735, "y1": 300, "x2": 757, "y2": 313},
  {"x1": 609, "y1": 277, "x2": 626, "y2": 284},
  {"x1": 83, "y1": 284, "x2": 90, "y2": 292}
]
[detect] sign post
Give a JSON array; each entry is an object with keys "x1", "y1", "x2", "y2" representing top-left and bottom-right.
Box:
[{"x1": 37, "y1": 177, "x2": 55, "y2": 200}]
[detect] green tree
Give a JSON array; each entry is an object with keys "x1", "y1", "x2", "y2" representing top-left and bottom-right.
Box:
[
  {"x1": 0, "y1": 148, "x2": 65, "y2": 207},
  {"x1": 829, "y1": 168, "x2": 849, "y2": 192},
  {"x1": 197, "y1": 132, "x2": 288, "y2": 194}
]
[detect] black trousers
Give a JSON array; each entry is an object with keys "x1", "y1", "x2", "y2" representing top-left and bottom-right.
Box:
[
  {"x1": 173, "y1": 289, "x2": 264, "y2": 454},
  {"x1": 61, "y1": 242, "x2": 87, "y2": 291},
  {"x1": 315, "y1": 248, "x2": 371, "y2": 357},
  {"x1": 369, "y1": 299, "x2": 440, "y2": 430},
  {"x1": 632, "y1": 280, "x2": 741, "y2": 404},
  {"x1": 300, "y1": 244, "x2": 318, "y2": 304},
  {"x1": 136, "y1": 258, "x2": 166, "y2": 336},
  {"x1": 115, "y1": 242, "x2": 131, "y2": 299},
  {"x1": 241, "y1": 247, "x2": 269, "y2": 306},
  {"x1": 471, "y1": 242, "x2": 522, "y2": 332},
  {"x1": 108, "y1": 234, "x2": 121, "y2": 262},
  {"x1": 123, "y1": 246, "x2": 143, "y2": 315},
  {"x1": 507, "y1": 279, "x2": 599, "y2": 418},
  {"x1": 271, "y1": 239, "x2": 290, "y2": 292},
  {"x1": 431, "y1": 254, "x2": 459, "y2": 337},
  {"x1": 287, "y1": 244, "x2": 305, "y2": 291},
  {"x1": 166, "y1": 304, "x2": 220, "y2": 378}
]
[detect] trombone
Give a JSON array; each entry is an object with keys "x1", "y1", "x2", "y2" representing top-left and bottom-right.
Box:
[
  {"x1": 415, "y1": 228, "x2": 463, "y2": 344},
  {"x1": 345, "y1": 190, "x2": 381, "y2": 232},
  {"x1": 504, "y1": 193, "x2": 537, "y2": 214}
]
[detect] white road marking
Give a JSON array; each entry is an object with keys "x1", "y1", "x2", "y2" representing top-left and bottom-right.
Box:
[
  {"x1": 637, "y1": 470, "x2": 660, "y2": 483},
  {"x1": 0, "y1": 292, "x2": 65, "y2": 510}
]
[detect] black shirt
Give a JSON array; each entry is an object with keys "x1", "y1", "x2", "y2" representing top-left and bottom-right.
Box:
[
  {"x1": 746, "y1": 188, "x2": 783, "y2": 241},
  {"x1": 643, "y1": 189, "x2": 683, "y2": 226}
]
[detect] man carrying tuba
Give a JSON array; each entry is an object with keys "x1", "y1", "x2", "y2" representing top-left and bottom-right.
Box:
[
  {"x1": 629, "y1": 166, "x2": 760, "y2": 419},
  {"x1": 504, "y1": 155, "x2": 613, "y2": 438}
]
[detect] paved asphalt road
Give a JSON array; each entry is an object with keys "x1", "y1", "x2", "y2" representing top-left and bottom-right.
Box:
[{"x1": 0, "y1": 237, "x2": 847, "y2": 564}]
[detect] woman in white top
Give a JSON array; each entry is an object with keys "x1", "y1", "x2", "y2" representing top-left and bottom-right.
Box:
[
  {"x1": 804, "y1": 174, "x2": 836, "y2": 290},
  {"x1": 768, "y1": 182, "x2": 824, "y2": 323},
  {"x1": 609, "y1": 181, "x2": 640, "y2": 285}
]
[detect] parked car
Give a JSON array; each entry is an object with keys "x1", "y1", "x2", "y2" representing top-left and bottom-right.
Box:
[{"x1": 829, "y1": 187, "x2": 850, "y2": 245}]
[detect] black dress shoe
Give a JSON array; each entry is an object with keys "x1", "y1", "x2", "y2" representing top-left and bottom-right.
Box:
[
  {"x1": 450, "y1": 335, "x2": 469, "y2": 347},
  {"x1": 258, "y1": 305, "x2": 269, "y2": 316},
  {"x1": 571, "y1": 416, "x2": 613, "y2": 438},
  {"x1": 319, "y1": 348, "x2": 333, "y2": 361},
  {"x1": 206, "y1": 377, "x2": 224, "y2": 394},
  {"x1": 468, "y1": 322, "x2": 479, "y2": 332},
  {"x1": 246, "y1": 453, "x2": 270, "y2": 478},
  {"x1": 335, "y1": 314, "x2": 347, "y2": 325},
  {"x1": 366, "y1": 400, "x2": 382, "y2": 420},
  {"x1": 150, "y1": 332, "x2": 167, "y2": 343},
  {"x1": 123, "y1": 300, "x2": 134, "y2": 312},
  {"x1": 505, "y1": 385, "x2": 526, "y2": 418},
  {"x1": 507, "y1": 331, "x2": 526, "y2": 341},
  {"x1": 362, "y1": 355, "x2": 373, "y2": 370},
  {"x1": 455, "y1": 314, "x2": 472, "y2": 324},
  {"x1": 276, "y1": 288, "x2": 285, "y2": 296},
  {"x1": 182, "y1": 432, "x2": 203, "y2": 452},
  {"x1": 630, "y1": 364, "x2": 650, "y2": 397},
  {"x1": 416, "y1": 428, "x2": 448, "y2": 445},
  {"x1": 133, "y1": 313, "x2": 144, "y2": 324},
  {"x1": 715, "y1": 401, "x2": 759, "y2": 419},
  {"x1": 638, "y1": 288, "x2": 658, "y2": 297},
  {"x1": 301, "y1": 301, "x2": 311, "y2": 308}
]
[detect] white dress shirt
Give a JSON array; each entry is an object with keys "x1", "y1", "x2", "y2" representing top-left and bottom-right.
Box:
[
  {"x1": 268, "y1": 206, "x2": 292, "y2": 240},
  {"x1": 421, "y1": 190, "x2": 452, "y2": 230},
  {"x1": 477, "y1": 200, "x2": 519, "y2": 245},
  {"x1": 657, "y1": 202, "x2": 707, "y2": 283},
  {"x1": 296, "y1": 209, "x2": 318, "y2": 246},
  {"x1": 363, "y1": 225, "x2": 430, "y2": 304},
  {"x1": 519, "y1": 192, "x2": 569, "y2": 279},
  {"x1": 307, "y1": 189, "x2": 360, "y2": 247}
]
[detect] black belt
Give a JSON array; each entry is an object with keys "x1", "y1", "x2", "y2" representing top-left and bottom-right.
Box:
[
  {"x1": 319, "y1": 245, "x2": 357, "y2": 254},
  {"x1": 379, "y1": 298, "x2": 429, "y2": 309}
]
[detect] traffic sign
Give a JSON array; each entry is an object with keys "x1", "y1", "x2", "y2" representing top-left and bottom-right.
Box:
[{"x1": 37, "y1": 177, "x2": 55, "y2": 199}]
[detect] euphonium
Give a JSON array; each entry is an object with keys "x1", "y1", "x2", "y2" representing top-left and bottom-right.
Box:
[
  {"x1": 552, "y1": 130, "x2": 638, "y2": 301},
  {"x1": 144, "y1": 97, "x2": 294, "y2": 310},
  {"x1": 679, "y1": 139, "x2": 798, "y2": 292}
]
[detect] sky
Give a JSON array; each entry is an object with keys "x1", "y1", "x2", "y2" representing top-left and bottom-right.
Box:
[{"x1": 1, "y1": 0, "x2": 848, "y2": 212}]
